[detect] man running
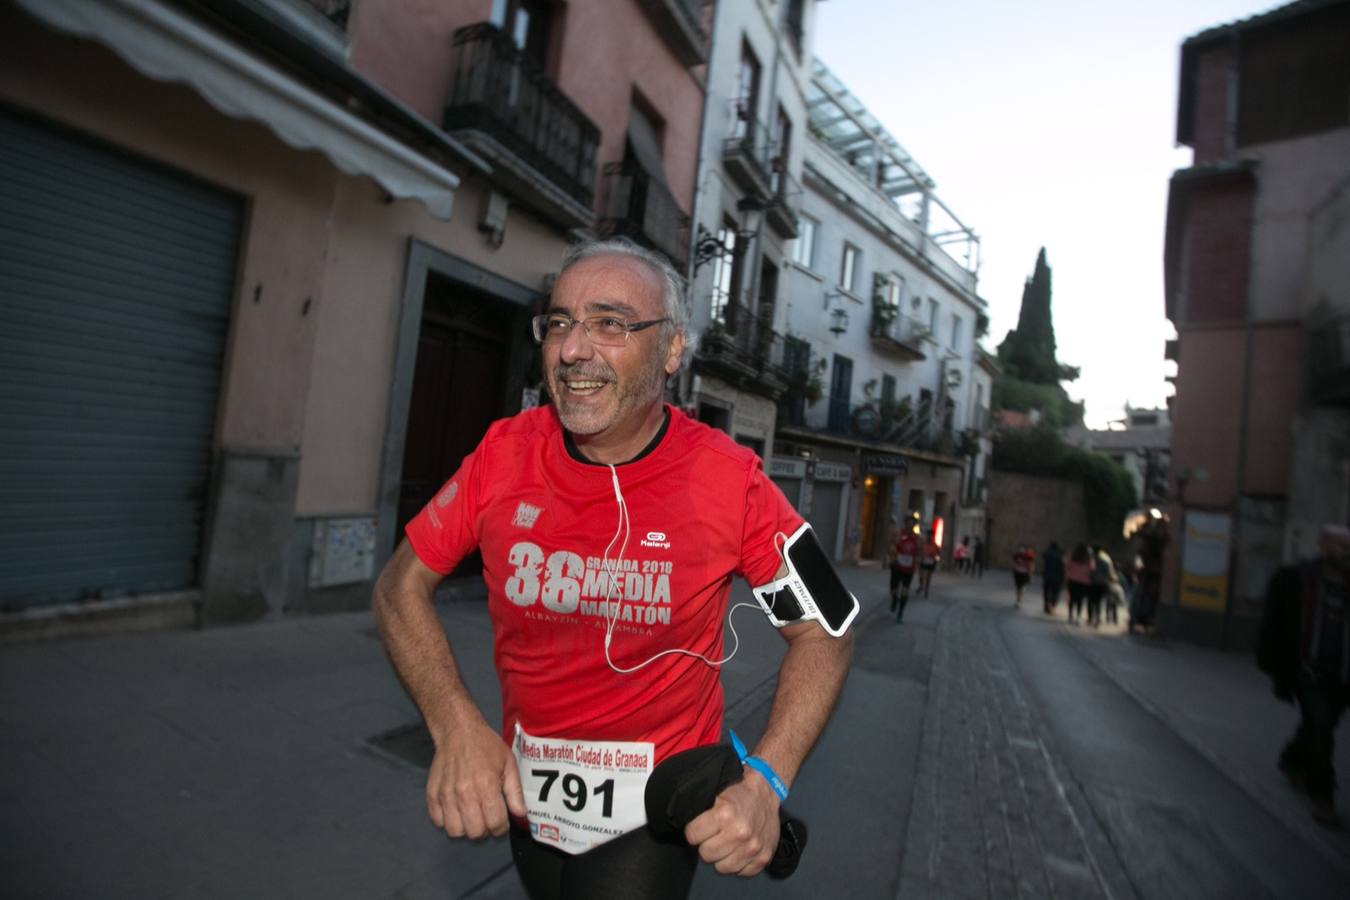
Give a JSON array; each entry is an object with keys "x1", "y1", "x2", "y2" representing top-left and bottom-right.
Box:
[
  {"x1": 373, "y1": 238, "x2": 855, "y2": 899},
  {"x1": 890, "y1": 519, "x2": 920, "y2": 623}
]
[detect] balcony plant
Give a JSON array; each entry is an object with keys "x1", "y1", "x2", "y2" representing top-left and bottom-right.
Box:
[{"x1": 871, "y1": 273, "x2": 899, "y2": 336}]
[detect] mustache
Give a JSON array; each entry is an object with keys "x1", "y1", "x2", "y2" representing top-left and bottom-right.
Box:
[{"x1": 552, "y1": 362, "x2": 614, "y2": 382}]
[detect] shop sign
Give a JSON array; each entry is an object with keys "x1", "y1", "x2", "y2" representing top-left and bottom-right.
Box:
[
  {"x1": 863, "y1": 453, "x2": 909, "y2": 475},
  {"x1": 768, "y1": 457, "x2": 806, "y2": 479},
  {"x1": 814, "y1": 461, "x2": 852, "y2": 482}
]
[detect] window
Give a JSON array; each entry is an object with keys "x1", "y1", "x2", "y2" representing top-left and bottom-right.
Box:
[
  {"x1": 881, "y1": 374, "x2": 896, "y2": 405},
  {"x1": 772, "y1": 105, "x2": 792, "y2": 194},
  {"x1": 927, "y1": 298, "x2": 939, "y2": 332},
  {"x1": 950, "y1": 313, "x2": 963, "y2": 351},
  {"x1": 886, "y1": 276, "x2": 903, "y2": 309},
  {"x1": 840, "y1": 243, "x2": 859, "y2": 292},
  {"x1": 736, "y1": 41, "x2": 762, "y2": 127},
  {"x1": 709, "y1": 222, "x2": 738, "y2": 323},
  {"x1": 792, "y1": 217, "x2": 817, "y2": 267}
]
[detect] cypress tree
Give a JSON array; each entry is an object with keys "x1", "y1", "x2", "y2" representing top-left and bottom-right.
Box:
[
  {"x1": 998, "y1": 248, "x2": 1057, "y2": 384},
  {"x1": 994, "y1": 248, "x2": 1083, "y2": 426}
]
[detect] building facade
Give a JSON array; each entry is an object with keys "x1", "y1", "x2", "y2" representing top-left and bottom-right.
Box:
[
  {"x1": 767, "y1": 60, "x2": 991, "y2": 563},
  {"x1": 1160, "y1": 0, "x2": 1350, "y2": 648},
  {"x1": 0, "y1": 0, "x2": 706, "y2": 631},
  {"x1": 683, "y1": 0, "x2": 817, "y2": 457}
]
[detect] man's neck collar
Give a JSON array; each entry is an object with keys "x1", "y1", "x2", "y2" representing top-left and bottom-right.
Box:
[{"x1": 564, "y1": 407, "x2": 671, "y2": 466}]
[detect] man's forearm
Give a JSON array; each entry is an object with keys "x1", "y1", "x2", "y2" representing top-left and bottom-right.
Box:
[
  {"x1": 749, "y1": 628, "x2": 854, "y2": 787},
  {"x1": 373, "y1": 550, "x2": 484, "y2": 738}
]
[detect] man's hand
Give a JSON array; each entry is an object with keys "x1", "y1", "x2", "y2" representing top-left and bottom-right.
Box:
[
  {"x1": 683, "y1": 771, "x2": 781, "y2": 876},
  {"x1": 425, "y1": 718, "x2": 526, "y2": 839}
]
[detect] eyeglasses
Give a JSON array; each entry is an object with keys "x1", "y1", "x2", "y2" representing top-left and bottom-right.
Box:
[{"x1": 530, "y1": 313, "x2": 670, "y2": 347}]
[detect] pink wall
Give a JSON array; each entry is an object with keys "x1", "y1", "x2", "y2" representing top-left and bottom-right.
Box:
[
  {"x1": 348, "y1": 0, "x2": 492, "y2": 125},
  {"x1": 1169, "y1": 328, "x2": 1245, "y2": 508},
  {"x1": 1182, "y1": 181, "x2": 1252, "y2": 324},
  {"x1": 1190, "y1": 44, "x2": 1231, "y2": 163},
  {"x1": 554, "y1": 2, "x2": 702, "y2": 213},
  {"x1": 349, "y1": 1, "x2": 702, "y2": 216}
]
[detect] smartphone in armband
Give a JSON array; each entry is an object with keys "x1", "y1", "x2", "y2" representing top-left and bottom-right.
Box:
[{"x1": 751, "y1": 523, "x2": 860, "y2": 637}]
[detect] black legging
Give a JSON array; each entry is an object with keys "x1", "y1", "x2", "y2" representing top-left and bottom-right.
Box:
[
  {"x1": 1067, "y1": 581, "x2": 1089, "y2": 620},
  {"x1": 1042, "y1": 577, "x2": 1063, "y2": 611},
  {"x1": 510, "y1": 824, "x2": 698, "y2": 900}
]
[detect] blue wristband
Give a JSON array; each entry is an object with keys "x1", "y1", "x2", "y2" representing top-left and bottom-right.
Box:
[{"x1": 728, "y1": 730, "x2": 789, "y2": 801}]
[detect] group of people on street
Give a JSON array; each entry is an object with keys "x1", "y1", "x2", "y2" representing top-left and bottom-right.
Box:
[
  {"x1": 1034, "y1": 541, "x2": 1131, "y2": 627},
  {"x1": 952, "y1": 535, "x2": 985, "y2": 578}
]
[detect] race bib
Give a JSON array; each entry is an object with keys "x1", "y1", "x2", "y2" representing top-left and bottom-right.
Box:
[
  {"x1": 512, "y1": 723, "x2": 653, "y2": 854},
  {"x1": 894, "y1": 554, "x2": 914, "y2": 567}
]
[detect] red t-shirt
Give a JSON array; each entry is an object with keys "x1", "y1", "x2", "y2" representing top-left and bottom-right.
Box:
[
  {"x1": 893, "y1": 533, "x2": 919, "y2": 572},
  {"x1": 404, "y1": 405, "x2": 802, "y2": 764},
  {"x1": 1012, "y1": 549, "x2": 1035, "y2": 574}
]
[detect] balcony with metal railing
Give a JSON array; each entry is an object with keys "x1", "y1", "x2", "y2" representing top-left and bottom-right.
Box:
[
  {"x1": 694, "y1": 300, "x2": 788, "y2": 399},
  {"x1": 869, "y1": 309, "x2": 928, "y2": 362},
  {"x1": 598, "y1": 161, "x2": 690, "y2": 268},
  {"x1": 722, "y1": 103, "x2": 773, "y2": 201},
  {"x1": 442, "y1": 22, "x2": 600, "y2": 228}
]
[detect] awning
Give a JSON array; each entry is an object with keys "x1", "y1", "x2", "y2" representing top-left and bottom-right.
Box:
[{"x1": 15, "y1": 0, "x2": 462, "y2": 219}]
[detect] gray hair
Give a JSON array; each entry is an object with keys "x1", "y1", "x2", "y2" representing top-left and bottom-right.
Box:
[{"x1": 558, "y1": 236, "x2": 689, "y2": 336}]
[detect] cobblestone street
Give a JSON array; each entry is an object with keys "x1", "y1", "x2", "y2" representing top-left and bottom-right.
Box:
[{"x1": 902, "y1": 596, "x2": 1125, "y2": 900}]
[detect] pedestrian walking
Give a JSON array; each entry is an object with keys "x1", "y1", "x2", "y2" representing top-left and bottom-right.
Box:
[
  {"x1": 1041, "y1": 542, "x2": 1065, "y2": 615},
  {"x1": 1065, "y1": 543, "x2": 1093, "y2": 624},
  {"x1": 953, "y1": 536, "x2": 971, "y2": 574},
  {"x1": 1257, "y1": 523, "x2": 1350, "y2": 827},
  {"x1": 1104, "y1": 555, "x2": 1126, "y2": 624},
  {"x1": 889, "y1": 520, "x2": 920, "y2": 623},
  {"x1": 1086, "y1": 546, "x2": 1114, "y2": 627},
  {"x1": 970, "y1": 537, "x2": 985, "y2": 579},
  {"x1": 918, "y1": 529, "x2": 940, "y2": 598},
  {"x1": 1011, "y1": 544, "x2": 1035, "y2": 607}
]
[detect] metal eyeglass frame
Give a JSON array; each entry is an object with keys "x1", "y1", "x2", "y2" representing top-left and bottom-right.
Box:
[{"x1": 530, "y1": 314, "x2": 671, "y2": 346}]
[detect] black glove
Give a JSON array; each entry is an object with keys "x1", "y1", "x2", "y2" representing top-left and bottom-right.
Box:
[{"x1": 644, "y1": 743, "x2": 808, "y2": 879}]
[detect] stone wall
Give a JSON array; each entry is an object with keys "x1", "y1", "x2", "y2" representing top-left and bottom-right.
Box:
[{"x1": 988, "y1": 472, "x2": 1090, "y2": 568}]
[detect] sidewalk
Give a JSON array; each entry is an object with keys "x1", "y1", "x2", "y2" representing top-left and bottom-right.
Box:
[{"x1": 957, "y1": 568, "x2": 1350, "y2": 872}]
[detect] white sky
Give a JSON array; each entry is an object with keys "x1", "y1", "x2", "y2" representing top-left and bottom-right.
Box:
[{"x1": 813, "y1": 0, "x2": 1281, "y2": 428}]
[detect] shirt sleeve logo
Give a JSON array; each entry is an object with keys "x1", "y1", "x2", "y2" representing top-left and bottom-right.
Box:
[{"x1": 436, "y1": 482, "x2": 459, "y2": 507}]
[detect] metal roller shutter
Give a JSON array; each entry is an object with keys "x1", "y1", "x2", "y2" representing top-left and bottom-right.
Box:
[
  {"x1": 0, "y1": 110, "x2": 242, "y2": 611},
  {"x1": 808, "y1": 481, "x2": 844, "y2": 561}
]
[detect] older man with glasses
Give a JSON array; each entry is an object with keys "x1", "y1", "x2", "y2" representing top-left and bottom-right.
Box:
[{"x1": 373, "y1": 237, "x2": 854, "y2": 899}]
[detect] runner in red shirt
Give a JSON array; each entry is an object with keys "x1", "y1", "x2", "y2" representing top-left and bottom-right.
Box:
[
  {"x1": 918, "y1": 530, "x2": 941, "y2": 598},
  {"x1": 890, "y1": 523, "x2": 920, "y2": 623},
  {"x1": 373, "y1": 239, "x2": 855, "y2": 899}
]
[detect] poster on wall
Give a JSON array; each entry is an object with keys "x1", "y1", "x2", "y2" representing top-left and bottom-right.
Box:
[{"x1": 1179, "y1": 511, "x2": 1231, "y2": 612}]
